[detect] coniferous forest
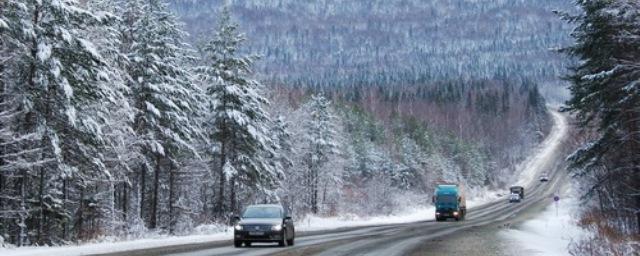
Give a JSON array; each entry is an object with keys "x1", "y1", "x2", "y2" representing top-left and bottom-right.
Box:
[{"x1": 0, "y1": 0, "x2": 637, "y2": 254}]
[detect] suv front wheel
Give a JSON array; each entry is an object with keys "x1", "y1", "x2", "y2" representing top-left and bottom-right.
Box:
[{"x1": 278, "y1": 230, "x2": 288, "y2": 247}]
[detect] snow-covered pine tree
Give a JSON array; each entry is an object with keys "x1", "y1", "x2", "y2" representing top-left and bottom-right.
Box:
[
  {"x1": 111, "y1": 0, "x2": 150, "y2": 234},
  {"x1": 270, "y1": 116, "x2": 294, "y2": 210},
  {"x1": 560, "y1": 0, "x2": 640, "y2": 235},
  {"x1": 0, "y1": 0, "x2": 122, "y2": 244},
  {"x1": 81, "y1": 0, "x2": 141, "y2": 238},
  {"x1": 0, "y1": 0, "x2": 37, "y2": 246},
  {"x1": 271, "y1": 116, "x2": 293, "y2": 176},
  {"x1": 198, "y1": 7, "x2": 280, "y2": 217},
  {"x1": 126, "y1": 0, "x2": 202, "y2": 231},
  {"x1": 301, "y1": 94, "x2": 339, "y2": 214}
]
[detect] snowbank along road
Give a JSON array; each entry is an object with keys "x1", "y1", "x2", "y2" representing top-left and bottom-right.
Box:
[{"x1": 97, "y1": 109, "x2": 571, "y2": 256}]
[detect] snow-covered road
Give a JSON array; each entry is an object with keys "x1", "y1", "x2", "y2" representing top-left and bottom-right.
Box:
[{"x1": 515, "y1": 109, "x2": 569, "y2": 188}]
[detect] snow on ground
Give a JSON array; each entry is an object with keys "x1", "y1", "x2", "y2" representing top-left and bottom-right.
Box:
[
  {"x1": 297, "y1": 206, "x2": 435, "y2": 232},
  {"x1": 0, "y1": 226, "x2": 233, "y2": 256},
  {"x1": 297, "y1": 188, "x2": 503, "y2": 232},
  {"x1": 500, "y1": 187, "x2": 586, "y2": 256},
  {"x1": 467, "y1": 186, "x2": 507, "y2": 207}
]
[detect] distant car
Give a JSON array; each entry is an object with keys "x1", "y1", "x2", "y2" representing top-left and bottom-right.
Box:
[
  {"x1": 539, "y1": 173, "x2": 550, "y2": 182},
  {"x1": 233, "y1": 204, "x2": 295, "y2": 248},
  {"x1": 509, "y1": 193, "x2": 521, "y2": 203}
]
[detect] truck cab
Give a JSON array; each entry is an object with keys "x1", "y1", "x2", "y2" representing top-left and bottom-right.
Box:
[
  {"x1": 509, "y1": 186, "x2": 525, "y2": 200},
  {"x1": 509, "y1": 193, "x2": 521, "y2": 203},
  {"x1": 433, "y1": 184, "x2": 466, "y2": 221}
]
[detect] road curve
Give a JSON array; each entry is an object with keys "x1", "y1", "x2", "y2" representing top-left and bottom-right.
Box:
[{"x1": 95, "y1": 109, "x2": 570, "y2": 256}]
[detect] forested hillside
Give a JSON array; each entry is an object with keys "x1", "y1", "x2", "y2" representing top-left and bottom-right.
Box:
[
  {"x1": 270, "y1": 78, "x2": 548, "y2": 218},
  {"x1": 0, "y1": 0, "x2": 554, "y2": 247},
  {"x1": 170, "y1": 0, "x2": 572, "y2": 86}
]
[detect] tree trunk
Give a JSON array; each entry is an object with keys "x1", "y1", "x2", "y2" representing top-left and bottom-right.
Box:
[
  {"x1": 0, "y1": 171, "x2": 4, "y2": 237},
  {"x1": 122, "y1": 182, "x2": 128, "y2": 228},
  {"x1": 0, "y1": 55, "x2": 4, "y2": 236},
  {"x1": 18, "y1": 169, "x2": 27, "y2": 247},
  {"x1": 168, "y1": 167, "x2": 175, "y2": 234},
  {"x1": 626, "y1": 111, "x2": 640, "y2": 234},
  {"x1": 37, "y1": 167, "x2": 45, "y2": 244},
  {"x1": 150, "y1": 155, "x2": 161, "y2": 229},
  {"x1": 636, "y1": 190, "x2": 640, "y2": 234},
  {"x1": 30, "y1": 2, "x2": 46, "y2": 245},
  {"x1": 139, "y1": 163, "x2": 147, "y2": 222},
  {"x1": 229, "y1": 177, "x2": 236, "y2": 214},
  {"x1": 322, "y1": 182, "x2": 327, "y2": 207},
  {"x1": 216, "y1": 140, "x2": 226, "y2": 217},
  {"x1": 311, "y1": 167, "x2": 318, "y2": 214},
  {"x1": 201, "y1": 186, "x2": 208, "y2": 218},
  {"x1": 76, "y1": 187, "x2": 85, "y2": 241},
  {"x1": 62, "y1": 178, "x2": 69, "y2": 240}
]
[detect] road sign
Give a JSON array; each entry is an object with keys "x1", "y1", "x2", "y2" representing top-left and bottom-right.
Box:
[{"x1": 553, "y1": 195, "x2": 560, "y2": 202}]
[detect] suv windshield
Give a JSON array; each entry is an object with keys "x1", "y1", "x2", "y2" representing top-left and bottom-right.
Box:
[{"x1": 242, "y1": 207, "x2": 282, "y2": 218}]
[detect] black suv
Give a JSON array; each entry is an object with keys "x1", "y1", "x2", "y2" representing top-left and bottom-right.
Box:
[{"x1": 233, "y1": 204, "x2": 295, "y2": 247}]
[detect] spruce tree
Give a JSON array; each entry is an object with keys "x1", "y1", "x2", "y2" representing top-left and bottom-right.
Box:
[
  {"x1": 560, "y1": 0, "x2": 640, "y2": 233},
  {"x1": 83, "y1": 0, "x2": 140, "y2": 237},
  {"x1": 198, "y1": 7, "x2": 280, "y2": 217},
  {"x1": 127, "y1": 0, "x2": 202, "y2": 230}
]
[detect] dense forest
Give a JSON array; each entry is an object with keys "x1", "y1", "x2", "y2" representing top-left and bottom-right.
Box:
[{"x1": 0, "y1": 0, "x2": 551, "y2": 248}]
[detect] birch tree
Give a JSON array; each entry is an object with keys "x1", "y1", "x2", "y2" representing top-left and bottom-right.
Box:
[{"x1": 301, "y1": 95, "x2": 339, "y2": 214}]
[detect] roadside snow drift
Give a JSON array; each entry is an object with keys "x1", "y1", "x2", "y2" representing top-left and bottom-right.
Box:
[
  {"x1": 500, "y1": 188, "x2": 585, "y2": 256},
  {"x1": 0, "y1": 230, "x2": 233, "y2": 256},
  {"x1": 297, "y1": 206, "x2": 434, "y2": 232}
]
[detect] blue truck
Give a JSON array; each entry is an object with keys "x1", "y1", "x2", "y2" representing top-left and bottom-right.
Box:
[{"x1": 433, "y1": 184, "x2": 467, "y2": 221}]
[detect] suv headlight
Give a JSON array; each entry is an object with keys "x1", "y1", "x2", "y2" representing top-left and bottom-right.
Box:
[
  {"x1": 271, "y1": 224, "x2": 283, "y2": 231},
  {"x1": 234, "y1": 224, "x2": 242, "y2": 231}
]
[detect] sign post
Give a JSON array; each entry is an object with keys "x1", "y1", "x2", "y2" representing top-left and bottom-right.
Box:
[{"x1": 553, "y1": 195, "x2": 560, "y2": 217}]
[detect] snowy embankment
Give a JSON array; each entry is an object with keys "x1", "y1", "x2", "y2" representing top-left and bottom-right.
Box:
[
  {"x1": 297, "y1": 206, "x2": 434, "y2": 232},
  {"x1": 296, "y1": 193, "x2": 499, "y2": 232},
  {"x1": 0, "y1": 229, "x2": 233, "y2": 256},
  {"x1": 500, "y1": 187, "x2": 585, "y2": 256},
  {"x1": 0, "y1": 194, "x2": 501, "y2": 256}
]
